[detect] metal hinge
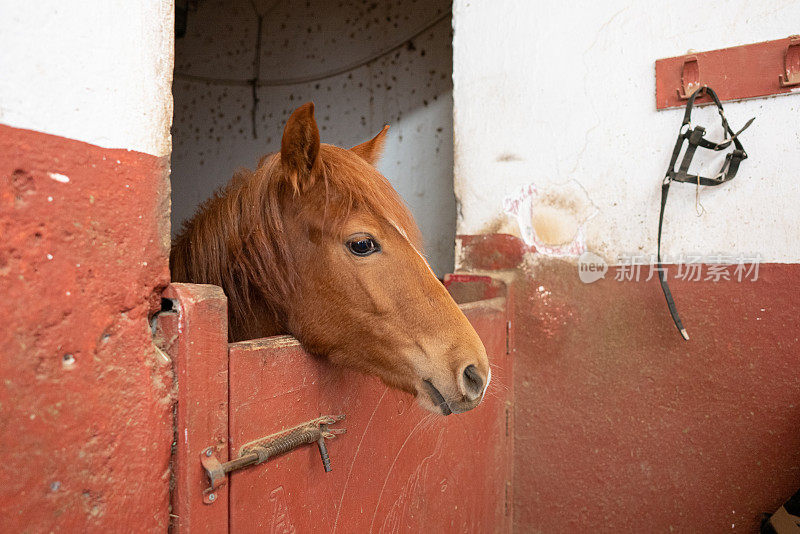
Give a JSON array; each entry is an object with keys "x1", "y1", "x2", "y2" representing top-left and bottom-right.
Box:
[{"x1": 200, "y1": 415, "x2": 346, "y2": 504}]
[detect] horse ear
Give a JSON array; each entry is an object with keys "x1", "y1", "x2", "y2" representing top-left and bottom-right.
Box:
[
  {"x1": 351, "y1": 125, "x2": 389, "y2": 166},
  {"x1": 281, "y1": 102, "x2": 321, "y2": 191}
]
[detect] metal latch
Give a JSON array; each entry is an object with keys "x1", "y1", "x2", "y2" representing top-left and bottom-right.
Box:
[{"x1": 200, "y1": 415, "x2": 345, "y2": 504}]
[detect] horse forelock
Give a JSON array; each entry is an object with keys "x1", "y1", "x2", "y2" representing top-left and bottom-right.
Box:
[
  {"x1": 253, "y1": 145, "x2": 420, "y2": 244},
  {"x1": 170, "y1": 142, "x2": 422, "y2": 340},
  {"x1": 315, "y1": 144, "x2": 421, "y2": 243}
]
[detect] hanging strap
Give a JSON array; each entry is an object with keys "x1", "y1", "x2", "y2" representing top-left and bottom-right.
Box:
[{"x1": 657, "y1": 86, "x2": 754, "y2": 340}]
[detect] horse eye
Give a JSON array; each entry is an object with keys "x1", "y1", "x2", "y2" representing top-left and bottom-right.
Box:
[{"x1": 347, "y1": 237, "x2": 380, "y2": 256}]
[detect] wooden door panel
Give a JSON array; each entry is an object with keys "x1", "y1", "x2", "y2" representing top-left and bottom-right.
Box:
[{"x1": 228, "y1": 300, "x2": 512, "y2": 533}]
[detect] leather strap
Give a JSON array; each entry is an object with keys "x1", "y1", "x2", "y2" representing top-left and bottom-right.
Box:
[{"x1": 657, "y1": 86, "x2": 754, "y2": 340}]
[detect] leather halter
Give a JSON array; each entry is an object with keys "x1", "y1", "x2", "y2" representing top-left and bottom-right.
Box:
[{"x1": 657, "y1": 86, "x2": 755, "y2": 340}]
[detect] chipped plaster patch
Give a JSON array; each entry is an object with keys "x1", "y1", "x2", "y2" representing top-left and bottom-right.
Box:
[
  {"x1": 48, "y1": 173, "x2": 69, "y2": 183},
  {"x1": 504, "y1": 180, "x2": 598, "y2": 257}
]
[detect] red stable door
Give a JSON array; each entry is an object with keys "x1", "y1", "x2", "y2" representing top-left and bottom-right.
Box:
[{"x1": 156, "y1": 275, "x2": 514, "y2": 533}]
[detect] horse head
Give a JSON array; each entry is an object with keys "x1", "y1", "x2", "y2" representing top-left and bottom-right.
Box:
[{"x1": 172, "y1": 102, "x2": 490, "y2": 415}]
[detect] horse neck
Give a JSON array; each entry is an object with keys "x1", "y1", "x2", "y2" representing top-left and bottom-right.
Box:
[
  {"x1": 224, "y1": 187, "x2": 292, "y2": 342},
  {"x1": 173, "y1": 173, "x2": 293, "y2": 342},
  {"x1": 228, "y1": 297, "x2": 284, "y2": 341}
]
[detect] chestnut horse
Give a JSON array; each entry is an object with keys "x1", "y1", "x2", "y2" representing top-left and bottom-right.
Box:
[{"x1": 171, "y1": 103, "x2": 489, "y2": 415}]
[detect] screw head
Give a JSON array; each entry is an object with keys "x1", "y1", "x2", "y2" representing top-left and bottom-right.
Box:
[
  {"x1": 205, "y1": 448, "x2": 213, "y2": 457},
  {"x1": 208, "y1": 493, "x2": 216, "y2": 502}
]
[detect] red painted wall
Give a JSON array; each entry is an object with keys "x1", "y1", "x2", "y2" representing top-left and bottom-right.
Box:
[
  {"x1": 0, "y1": 125, "x2": 173, "y2": 531},
  {"x1": 460, "y1": 234, "x2": 800, "y2": 533}
]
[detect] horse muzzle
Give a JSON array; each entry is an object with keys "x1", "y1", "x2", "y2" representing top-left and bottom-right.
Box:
[{"x1": 421, "y1": 361, "x2": 489, "y2": 416}]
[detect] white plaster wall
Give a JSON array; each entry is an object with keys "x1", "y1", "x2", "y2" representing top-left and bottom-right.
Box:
[
  {"x1": 171, "y1": 0, "x2": 455, "y2": 275},
  {"x1": 0, "y1": 0, "x2": 174, "y2": 157},
  {"x1": 453, "y1": 0, "x2": 800, "y2": 264}
]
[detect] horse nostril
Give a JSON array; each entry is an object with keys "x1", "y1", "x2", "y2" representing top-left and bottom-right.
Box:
[{"x1": 462, "y1": 364, "x2": 484, "y2": 400}]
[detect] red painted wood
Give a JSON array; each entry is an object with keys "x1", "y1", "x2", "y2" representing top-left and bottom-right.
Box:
[
  {"x1": 158, "y1": 283, "x2": 229, "y2": 533},
  {"x1": 459, "y1": 234, "x2": 800, "y2": 533},
  {"x1": 444, "y1": 273, "x2": 507, "y2": 302},
  {"x1": 655, "y1": 35, "x2": 800, "y2": 109},
  {"x1": 227, "y1": 286, "x2": 513, "y2": 533},
  {"x1": 0, "y1": 125, "x2": 172, "y2": 531},
  {"x1": 457, "y1": 233, "x2": 533, "y2": 271}
]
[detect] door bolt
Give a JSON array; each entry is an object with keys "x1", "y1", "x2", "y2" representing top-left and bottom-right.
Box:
[{"x1": 199, "y1": 415, "x2": 346, "y2": 504}]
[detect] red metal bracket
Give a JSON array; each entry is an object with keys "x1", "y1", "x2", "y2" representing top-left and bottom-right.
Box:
[
  {"x1": 656, "y1": 35, "x2": 800, "y2": 109},
  {"x1": 779, "y1": 35, "x2": 800, "y2": 87},
  {"x1": 677, "y1": 56, "x2": 701, "y2": 99},
  {"x1": 200, "y1": 448, "x2": 227, "y2": 505}
]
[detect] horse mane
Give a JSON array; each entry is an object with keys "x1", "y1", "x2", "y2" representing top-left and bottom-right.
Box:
[{"x1": 170, "y1": 143, "x2": 422, "y2": 340}]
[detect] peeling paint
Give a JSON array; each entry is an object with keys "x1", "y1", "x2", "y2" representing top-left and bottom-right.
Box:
[
  {"x1": 48, "y1": 173, "x2": 70, "y2": 183},
  {"x1": 503, "y1": 180, "x2": 598, "y2": 257}
]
